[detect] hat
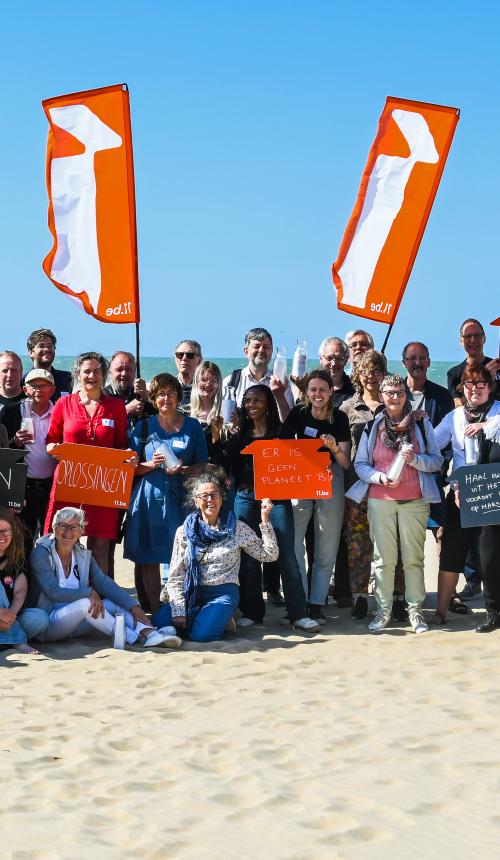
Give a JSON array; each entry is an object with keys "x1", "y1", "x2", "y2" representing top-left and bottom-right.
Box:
[{"x1": 25, "y1": 368, "x2": 55, "y2": 386}]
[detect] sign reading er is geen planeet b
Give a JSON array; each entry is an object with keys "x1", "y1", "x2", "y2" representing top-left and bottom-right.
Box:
[{"x1": 240, "y1": 439, "x2": 332, "y2": 501}]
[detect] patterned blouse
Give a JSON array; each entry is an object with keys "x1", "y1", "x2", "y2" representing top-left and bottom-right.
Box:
[{"x1": 165, "y1": 520, "x2": 279, "y2": 617}]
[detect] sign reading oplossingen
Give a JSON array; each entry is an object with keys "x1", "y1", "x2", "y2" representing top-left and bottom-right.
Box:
[
  {"x1": 240, "y1": 439, "x2": 332, "y2": 501},
  {"x1": 50, "y1": 443, "x2": 135, "y2": 509}
]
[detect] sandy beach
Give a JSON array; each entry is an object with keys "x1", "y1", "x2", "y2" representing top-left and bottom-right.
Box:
[{"x1": 2, "y1": 536, "x2": 500, "y2": 860}]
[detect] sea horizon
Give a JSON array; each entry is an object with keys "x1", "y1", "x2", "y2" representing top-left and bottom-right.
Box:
[{"x1": 18, "y1": 355, "x2": 456, "y2": 389}]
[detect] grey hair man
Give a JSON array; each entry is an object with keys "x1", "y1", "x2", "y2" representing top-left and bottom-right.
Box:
[{"x1": 222, "y1": 327, "x2": 294, "y2": 415}]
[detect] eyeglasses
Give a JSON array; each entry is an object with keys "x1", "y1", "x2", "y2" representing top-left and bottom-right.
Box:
[
  {"x1": 56, "y1": 524, "x2": 82, "y2": 533},
  {"x1": 404, "y1": 355, "x2": 429, "y2": 362},
  {"x1": 27, "y1": 383, "x2": 52, "y2": 390},
  {"x1": 175, "y1": 351, "x2": 199, "y2": 360},
  {"x1": 383, "y1": 390, "x2": 406, "y2": 398},
  {"x1": 349, "y1": 341, "x2": 371, "y2": 350},
  {"x1": 461, "y1": 334, "x2": 484, "y2": 340},
  {"x1": 463, "y1": 381, "x2": 487, "y2": 390},
  {"x1": 0, "y1": 528, "x2": 13, "y2": 537},
  {"x1": 196, "y1": 492, "x2": 221, "y2": 501},
  {"x1": 322, "y1": 354, "x2": 344, "y2": 363}
]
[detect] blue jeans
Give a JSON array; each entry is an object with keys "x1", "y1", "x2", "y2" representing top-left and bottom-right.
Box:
[
  {"x1": 0, "y1": 583, "x2": 49, "y2": 646},
  {"x1": 234, "y1": 491, "x2": 306, "y2": 623},
  {"x1": 152, "y1": 584, "x2": 239, "y2": 642}
]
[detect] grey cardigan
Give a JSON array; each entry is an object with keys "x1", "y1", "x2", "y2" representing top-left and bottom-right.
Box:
[
  {"x1": 29, "y1": 535, "x2": 137, "y2": 614},
  {"x1": 346, "y1": 413, "x2": 443, "y2": 504}
]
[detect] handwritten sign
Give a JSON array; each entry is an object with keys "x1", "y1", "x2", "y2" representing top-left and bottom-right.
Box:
[
  {"x1": 0, "y1": 449, "x2": 28, "y2": 512},
  {"x1": 455, "y1": 463, "x2": 500, "y2": 527},
  {"x1": 50, "y1": 443, "x2": 135, "y2": 509},
  {"x1": 240, "y1": 439, "x2": 332, "y2": 501}
]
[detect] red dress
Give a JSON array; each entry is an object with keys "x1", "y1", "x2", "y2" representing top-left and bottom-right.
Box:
[{"x1": 44, "y1": 393, "x2": 128, "y2": 539}]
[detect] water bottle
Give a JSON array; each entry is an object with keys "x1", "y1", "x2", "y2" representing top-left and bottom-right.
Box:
[
  {"x1": 156, "y1": 442, "x2": 180, "y2": 469},
  {"x1": 291, "y1": 340, "x2": 307, "y2": 378},
  {"x1": 386, "y1": 442, "x2": 414, "y2": 482},
  {"x1": 221, "y1": 386, "x2": 238, "y2": 425},
  {"x1": 20, "y1": 400, "x2": 35, "y2": 442},
  {"x1": 273, "y1": 347, "x2": 287, "y2": 383},
  {"x1": 113, "y1": 613, "x2": 126, "y2": 649},
  {"x1": 464, "y1": 434, "x2": 478, "y2": 465}
]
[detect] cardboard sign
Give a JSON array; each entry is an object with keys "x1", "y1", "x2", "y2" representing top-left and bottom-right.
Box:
[
  {"x1": 51, "y1": 443, "x2": 135, "y2": 509},
  {"x1": 240, "y1": 439, "x2": 332, "y2": 501},
  {"x1": 0, "y1": 449, "x2": 28, "y2": 512},
  {"x1": 455, "y1": 463, "x2": 500, "y2": 528}
]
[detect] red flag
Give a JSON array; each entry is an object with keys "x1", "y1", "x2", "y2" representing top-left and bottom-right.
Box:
[
  {"x1": 332, "y1": 97, "x2": 459, "y2": 324},
  {"x1": 42, "y1": 84, "x2": 139, "y2": 323}
]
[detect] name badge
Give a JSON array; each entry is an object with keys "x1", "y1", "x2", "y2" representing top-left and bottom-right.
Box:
[
  {"x1": 102, "y1": 418, "x2": 115, "y2": 428},
  {"x1": 304, "y1": 426, "x2": 318, "y2": 438},
  {"x1": 172, "y1": 439, "x2": 185, "y2": 449}
]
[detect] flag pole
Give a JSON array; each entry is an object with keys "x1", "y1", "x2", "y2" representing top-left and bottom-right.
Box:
[
  {"x1": 135, "y1": 322, "x2": 141, "y2": 378},
  {"x1": 380, "y1": 323, "x2": 393, "y2": 355}
]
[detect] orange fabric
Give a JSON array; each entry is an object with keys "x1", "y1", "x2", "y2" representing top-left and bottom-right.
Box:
[
  {"x1": 240, "y1": 439, "x2": 332, "y2": 501},
  {"x1": 42, "y1": 84, "x2": 139, "y2": 323},
  {"x1": 332, "y1": 97, "x2": 459, "y2": 324}
]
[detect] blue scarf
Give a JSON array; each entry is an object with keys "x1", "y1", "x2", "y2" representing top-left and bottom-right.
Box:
[{"x1": 183, "y1": 509, "x2": 236, "y2": 632}]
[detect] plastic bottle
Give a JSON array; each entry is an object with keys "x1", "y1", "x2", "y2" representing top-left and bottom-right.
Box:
[
  {"x1": 464, "y1": 434, "x2": 478, "y2": 465},
  {"x1": 20, "y1": 399, "x2": 35, "y2": 442},
  {"x1": 156, "y1": 442, "x2": 181, "y2": 469},
  {"x1": 273, "y1": 347, "x2": 287, "y2": 383},
  {"x1": 291, "y1": 340, "x2": 307, "y2": 378},
  {"x1": 220, "y1": 386, "x2": 238, "y2": 425},
  {"x1": 386, "y1": 442, "x2": 414, "y2": 482},
  {"x1": 113, "y1": 613, "x2": 126, "y2": 649}
]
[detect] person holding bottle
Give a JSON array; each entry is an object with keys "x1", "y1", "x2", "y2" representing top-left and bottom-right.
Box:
[
  {"x1": 348, "y1": 374, "x2": 443, "y2": 634},
  {"x1": 211, "y1": 384, "x2": 318, "y2": 631},
  {"x1": 123, "y1": 373, "x2": 208, "y2": 614}
]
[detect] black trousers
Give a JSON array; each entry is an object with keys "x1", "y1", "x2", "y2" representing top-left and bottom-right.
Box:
[
  {"x1": 479, "y1": 525, "x2": 500, "y2": 611},
  {"x1": 20, "y1": 477, "x2": 53, "y2": 555}
]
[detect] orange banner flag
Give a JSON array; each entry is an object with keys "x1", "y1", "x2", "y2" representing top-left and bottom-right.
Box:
[
  {"x1": 332, "y1": 97, "x2": 459, "y2": 325},
  {"x1": 240, "y1": 439, "x2": 332, "y2": 501},
  {"x1": 50, "y1": 443, "x2": 135, "y2": 509},
  {"x1": 42, "y1": 84, "x2": 140, "y2": 324}
]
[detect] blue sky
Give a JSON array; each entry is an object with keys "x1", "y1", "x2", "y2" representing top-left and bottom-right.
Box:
[{"x1": 1, "y1": 1, "x2": 499, "y2": 361}]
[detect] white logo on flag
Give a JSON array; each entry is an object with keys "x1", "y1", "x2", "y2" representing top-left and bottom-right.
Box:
[
  {"x1": 338, "y1": 110, "x2": 439, "y2": 309},
  {"x1": 49, "y1": 105, "x2": 122, "y2": 312}
]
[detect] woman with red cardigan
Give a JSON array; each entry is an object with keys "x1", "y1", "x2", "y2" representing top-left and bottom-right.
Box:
[{"x1": 44, "y1": 352, "x2": 135, "y2": 574}]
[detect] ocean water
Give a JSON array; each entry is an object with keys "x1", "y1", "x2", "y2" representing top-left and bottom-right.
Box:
[{"x1": 18, "y1": 356, "x2": 453, "y2": 389}]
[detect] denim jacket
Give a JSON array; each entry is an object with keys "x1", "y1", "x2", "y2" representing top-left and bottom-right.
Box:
[
  {"x1": 346, "y1": 413, "x2": 443, "y2": 504},
  {"x1": 29, "y1": 535, "x2": 137, "y2": 614}
]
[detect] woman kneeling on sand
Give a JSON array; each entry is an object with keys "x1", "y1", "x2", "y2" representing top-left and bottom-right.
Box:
[
  {"x1": 152, "y1": 470, "x2": 279, "y2": 642},
  {"x1": 30, "y1": 507, "x2": 181, "y2": 649}
]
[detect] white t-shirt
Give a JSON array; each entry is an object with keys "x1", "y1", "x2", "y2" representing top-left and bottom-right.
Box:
[{"x1": 56, "y1": 551, "x2": 80, "y2": 589}]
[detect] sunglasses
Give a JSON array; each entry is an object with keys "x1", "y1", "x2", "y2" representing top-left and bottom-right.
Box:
[
  {"x1": 463, "y1": 381, "x2": 487, "y2": 390},
  {"x1": 175, "y1": 351, "x2": 199, "y2": 360}
]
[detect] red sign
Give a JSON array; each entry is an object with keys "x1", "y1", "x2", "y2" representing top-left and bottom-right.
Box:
[
  {"x1": 51, "y1": 443, "x2": 135, "y2": 509},
  {"x1": 240, "y1": 439, "x2": 332, "y2": 501}
]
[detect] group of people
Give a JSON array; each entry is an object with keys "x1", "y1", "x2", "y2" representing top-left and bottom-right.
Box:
[{"x1": 1, "y1": 319, "x2": 499, "y2": 655}]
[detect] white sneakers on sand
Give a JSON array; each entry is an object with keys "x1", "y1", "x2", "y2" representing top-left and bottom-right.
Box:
[
  {"x1": 409, "y1": 611, "x2": 429, "y2": 634},
  {"x1": 368, "y1": 612, "x2": 390, "y2": 633}
]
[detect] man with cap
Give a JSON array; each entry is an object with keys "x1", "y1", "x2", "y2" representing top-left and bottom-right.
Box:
[{"x1": 9, "y1": 369, "x2": 56, "y2": 550}]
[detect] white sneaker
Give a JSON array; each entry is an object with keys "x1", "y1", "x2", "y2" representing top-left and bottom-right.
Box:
[
  {"x1": 368, "y1": 612, "x2": 390, "y2": 633},
  {"x1": 237, "y1": 617, "x2": 256, "y2": 628},
  {"x1": 409, "y1": 611, "x2": 429, "y2": 634},
  {"x1": 157, "y1": 625, "x2": 178, "y2": 637},
  {"x1": 143, "y1": 630, "x2": 182, "y2": 648},
  {"x1": 293, "y1": 617, "x2": 320, "y2": 632}
]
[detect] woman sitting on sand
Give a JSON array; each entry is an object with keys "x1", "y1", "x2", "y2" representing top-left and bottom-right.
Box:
[
  {"x1": 349, "y1": 374, "x2": 443, "y2": 635},
  {"x1": 152, "y1": 469, "x2": 279, "y2": 642},
  {"x1": 30, "y1": 507, "x2": 181, "y2": 649},
  {"x1": 0, "y1": 507, "x2": 49, "y2": 654}
]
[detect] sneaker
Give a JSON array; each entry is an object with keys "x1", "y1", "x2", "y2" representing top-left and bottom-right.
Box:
[
  {"x1": 458, "y1": 581, "x2": 482, "y2": 600},
  {"x1": 237, "y1": 617, "x2": 256, "y2": 627},
  {"x1": 308, "y1": 605, "x2": 328, "y2": 625},
  {"x1": 368, "y1": 612, "x2": 390, "y2": 633},
  {"x1": 409, "y1": 610, "x2": 429, "y2": 634},
  {"x1": 293, "y1": 617, "x2": 320, "y2": 631},
  {"x1": 351, "y1": 596, "x2": 368, "y2": 620},
  {"x1": 391, "y1": 596, "x2": 409, "y2": 622},
  {"x1": 157, "y1": 625, "x2": 178, "y2": 637},
  {"x1": 267, "y1": 591, "x2": 286, "y2": 607}
]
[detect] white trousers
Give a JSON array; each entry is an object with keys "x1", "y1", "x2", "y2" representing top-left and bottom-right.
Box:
[{"x1": 45, "y1": 598, "x2": 149, "y2": 645}]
